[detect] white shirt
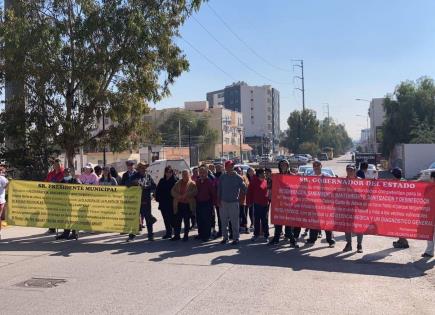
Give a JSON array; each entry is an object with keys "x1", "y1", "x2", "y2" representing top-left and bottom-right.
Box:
[{"x1": 0, "y1": 175, "x2": 9, "y2": 204}]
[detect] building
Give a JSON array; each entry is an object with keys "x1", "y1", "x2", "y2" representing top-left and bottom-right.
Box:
[
  {"x1": 206, "y1": 81, "x2": 280, "y2": 154},
  {"x1": 359, "y1": 128, "x2": 370, "y2": 152},
  {"x1": 368, "y1": 98, "x2": 386, "y2": 153}
]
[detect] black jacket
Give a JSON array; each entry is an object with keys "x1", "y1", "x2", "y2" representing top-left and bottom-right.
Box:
[{"x1": 155, "y1": 175, "x2": 178, "y2": 210}]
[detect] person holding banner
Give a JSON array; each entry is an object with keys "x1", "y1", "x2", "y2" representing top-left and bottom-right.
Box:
[
  {"x1": 79, "y1": 163, "x2": 99, "y2": 185},
  {"x1": 120, "y1": 160, "x2": 137, "y2": 185},
  {"x1": 99, "y1": 166, "x2": 118, "y2": 186},
  {"x1": 0, "y1": 164, "x2": 8, "y2": 240},
  {"x1": 343, "y1": 164, "x2": 364, "y2": 253},
  {"x1": 269, "y1": 159, "x2": 300, "y2": 247},
  {"x1": 45, "y1": 159, "x2": 65, "y2": 234},
  {"x1": 422, "y1": 171, "x2": 435, "y2": 258},
  {"x1": 127, "y1": 162, "x2": 157, "y2": 242},
  {"x1": 155, "y1": 166, "x2": 178, "y2": 239},
  {"x1": 171, "y1": 169, "x2": 198, "y2": 241},
  {"x1": 55, "y1": 167, "x2": 81, "y2": 240},
  {"x1": 306, "y1": 160, "x2": 336, "y2": 248},
  {"x1": 247, "y1": 168, "x2": 270, "y2": 242}
]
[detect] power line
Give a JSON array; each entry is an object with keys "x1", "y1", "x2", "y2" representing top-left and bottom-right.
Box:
[
  {"x1": 180, "y1": 36, "x2": 237, "y2": 81},
  {"x1": 192, "y1": 16, "x2": 291, "y2": 86},
  {"x1": 207, "y1": 3, "x2": 289, "y2": 73}
]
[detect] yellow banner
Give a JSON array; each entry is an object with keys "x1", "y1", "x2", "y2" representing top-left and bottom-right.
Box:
[{"x1": 7, "y1": 180, "x2": 141, "y2": 233}]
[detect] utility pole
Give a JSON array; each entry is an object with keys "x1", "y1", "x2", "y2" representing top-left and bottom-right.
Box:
[
  {"x1": 323, "y1": 103, "x2": 330, "y2": 122},
  {"x1": 292, "y1": 59, "x2": 305, "y2": 111},
  {"x1": 188, "y1": 124, "x2": 192, "y2": 166},
  {"x1": 102, "y1": 107, "x2": 106, "y2": 166},
  {"x1": 238, "y1": 128, "x2": 243, "y2": 163}
]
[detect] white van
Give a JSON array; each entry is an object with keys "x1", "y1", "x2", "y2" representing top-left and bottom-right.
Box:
[{"x1": 147, "y1": 159, "x2": 189, "y2": 184}]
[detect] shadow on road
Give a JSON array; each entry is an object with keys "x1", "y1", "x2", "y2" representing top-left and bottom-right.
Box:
[{"x1": 1, "y1": 230, "x2": 434, "y2": 280}]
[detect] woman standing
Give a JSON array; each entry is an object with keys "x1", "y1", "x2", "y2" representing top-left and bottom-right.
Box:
[
  {"x1": 195, "y1": 166, "x2": 216, "y2": 242},
  {"x1": 235, "y1": 167, "x2": 250, "y2": 234},
  {"x1": 99, "y1": 166, "x2": 118, "y2": 186},
  {"x1": 110, "y1": 167, "x2": 122, "y2": 185},
  {"x1": 171, "y1": 170, "x2": 197, "y2": 241},
  {"x1": 155, "y1": 166, "x2": 178, "y2": 239},
  {"x1": 79, "y1": 163, "x2": 99, "y2": 185}
]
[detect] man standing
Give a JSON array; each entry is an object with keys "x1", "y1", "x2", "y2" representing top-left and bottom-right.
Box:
[
  {"x1": 127, "y1": 162, "x2": 157, "y2": 242},
  {"x1": 120, "y1": 160, "x2": 137, "y2": 186},
  {"x1": 247, "y1": 169, "x2": 270, "y2": 242},
  {"x1": 212, "y1": 163, "x2": 224, "y2": 238},
  {"x1": 0, "y1": 164, "x2": 8, "y2": 240},
  {"x1": 45, "y1": 159, "x2": 65, "y2": 234},
  {"x1": 269, "y1": 160, "x2": 300, "y2": 247},
  {"x1": 342, "y1": 164, "x2": 364, "y2": 253},
  {"x1": 422, "y1": 171, "x2": 435, "y2": 258},
  {"x1": 306, "y1": 160, "x2": 336, "y2": 247},
  {"x1": 218, "y1": 160, "x2": 247, "y2": 245},
  {"x1": 356, "y1": 162, "x2": 368, "y2": 179}
]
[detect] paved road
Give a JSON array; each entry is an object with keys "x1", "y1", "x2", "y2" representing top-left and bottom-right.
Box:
[{"x1": 0, "y1": 157, "x2": 434, "y2": 314}]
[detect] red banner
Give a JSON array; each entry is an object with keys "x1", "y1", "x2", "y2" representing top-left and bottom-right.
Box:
[{"x1": 271, "y1": 174, "x2": 435, "y2": 240}]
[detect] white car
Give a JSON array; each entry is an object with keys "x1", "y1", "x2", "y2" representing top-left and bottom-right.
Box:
[
  {"x1": 298, "y1": 165, "x2": 312, "y2": 175},
  {"x1": 289, "y1": 155, "x2": 309, "y2": 164},
  {"x1": 303, "y1": 167, "x2": 336, "y2": 177},
  {"x1": 418, "y1": 161, "x2": 435, "y2": 182},
  {"x1": 234, "y1": 164, "x2": 251, "y2": 174},
  {"x1": 365, "y1": 164, "x2": 379, "y2": 179}
]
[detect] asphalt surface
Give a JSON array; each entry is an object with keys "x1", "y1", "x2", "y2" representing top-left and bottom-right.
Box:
[{"x1": 0, "y1": 154, "x2": 434, "y2": 314}]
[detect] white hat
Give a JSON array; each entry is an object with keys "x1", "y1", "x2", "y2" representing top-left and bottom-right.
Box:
[{"x1": 84, "y1": 162, "x2": 93, "y2": 169}]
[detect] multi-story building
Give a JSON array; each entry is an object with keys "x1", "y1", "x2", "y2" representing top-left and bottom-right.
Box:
[
  {"x1": 206, "y1": 81, "x2": 280, "y2": 154},
  {"x1": 359, "y1": 128, "x2": 370, "y2": 152},
  {"x1": 368, "y1": 98, "x2": 386, "y2": 153}
]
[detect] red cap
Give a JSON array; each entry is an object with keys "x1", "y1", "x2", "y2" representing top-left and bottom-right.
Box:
[{"x1": 225, "y1": 160, "x2": 234, "y2": 168}]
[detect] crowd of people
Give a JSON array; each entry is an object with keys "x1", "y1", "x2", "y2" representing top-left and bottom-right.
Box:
[{"x1": 1, "y1": 157, "x2": 434, "y2": 259}]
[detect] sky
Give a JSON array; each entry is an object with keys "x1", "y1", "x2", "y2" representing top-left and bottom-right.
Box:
[{"x1": 154, "y1": 0, "x2": 435, "y2": 140}]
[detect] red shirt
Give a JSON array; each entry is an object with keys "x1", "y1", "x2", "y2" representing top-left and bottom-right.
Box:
[
  {"x1": 45, "y1": 168, "x2": 65, "y2": 183},
  {"x1": 196, "y1": 178, "x2": 216, "y2": 205},
  {"x1": 246, "y1": 176, "x2": 269, "y2": 207}
]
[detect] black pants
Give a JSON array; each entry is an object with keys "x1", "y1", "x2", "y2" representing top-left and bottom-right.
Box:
[
  {"x1": 212, "y1": 206, "x2": 222, "y2": 233},
  {"x1": 140, "y1": 204, "x2": 155, "y2": 236},
  {"x1": 273, "y1": 225, "x2": 291, "y2": 239},
  {"x1": 254, "y1": 204, "x2": 269, "y2": 237},
  {"x1": 160, "y1": 205, "x2": 173, "y2": 236},
  {"x1": 239, "y1": 205, "x2": 247, "y2": 227},
  {"x1": 309, "y1": 229, "x2": 334, "y2": 244},
  {"x1": 197, "y1": 201, "x2": 213, "y2": 240},
  {"x1": 248, "y1": 206, "x2": 254, "y2": 226},
  {"x1": 173, "y1": 203, "x2": 191, "y2": 238}
]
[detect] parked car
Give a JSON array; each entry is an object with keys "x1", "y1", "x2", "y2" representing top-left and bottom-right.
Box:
[
  {"x1": 234, "y1": 164, "x2": 250, "y2": 174},
  {"x1": 261, "y1": 154, "x2": 272, "y2": 163},
  {"x1": 365, "y1": 164, "x2": 379, "y2": 179},
  {"x1": 318, "y1": 153, "x2": 329, "y2": 161},
  {"x1": 304, "y1": 167, "x2": 336, "y2": 177},
  {"x1": 298, "y1": 165, "x2": 312, "y2": 175},
  {"x1": 298, "y1": 154, "x2": 313, "y2": 161},
  {"x1": 148, "y1": 159, "x2": 189, "y2": 184},
  {"x1": 289, "y1": 155, "x2": 309, "y2": 164},
  {"x1": 418, "y1": 161, "x2": 435, "y2": 182}
]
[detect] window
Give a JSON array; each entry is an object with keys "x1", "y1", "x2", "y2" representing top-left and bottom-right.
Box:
[
  {"x1": 268, "y1": 116, "x2": 271, "y2": 121},
  {"x1": 268, "y1": 107, "x2": 272, "y2": 112},
  {"x1": 251, "y1": 115, "x2": 254, "y2": 119},
  {"x1": 268, "y1": 124, "x2": 272, "y2": 130},
  {"x1": 250, "y1": 99, "x2": 254, "y2": 102}
]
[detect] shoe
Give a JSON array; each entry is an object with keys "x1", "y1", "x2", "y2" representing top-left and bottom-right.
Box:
[
  {"x1": 220, "y1": 239, "x2": 228, "y2": 245},
  {"x1": 201, "y1": 238, "x2": 210, "y2": 242},
  {"x1": 231, "y1": 239, "x2": 239, "y2": 245},
  {"x1": 148, "y1": 235, "x2": 154, "y2": 241},
  {"x1": 342, "y1": 243, "x2": 352, "y2": 252},
  {"x1": 328, "y1": 242, "x2": 335, "y2": 248},
  {"x1": 249, "y1": 225, "x2": 254, "y2": 232},
  {"x1": 170, "y1": 236, "x2": 181, "y2": 241},
  {"x1": 68, "y1": 232, "x2": 78, "y2": 240},
  {"x1": 305, "y1": 239, "x2": 315, "y2": 246},
  {"x1": 318, "y1": 232, "x2": 322, "y2": 238},
  {"x1": 356, "y1": 244, "x2": 363, "y2": 253},
  {"x1": 421, "y1": 253, "x2": 433, "y2": 258},
  {"x1": 268, "y1": 238, "x2": 279, "y2": 246},
  {"x1": 162, "y1": 234, "x2": 171, "y2": 240},
  {"x1": 263, "y1": 236, "x2": 269, "y2": 243},
  {"x1": 126, "y1": 234, "x2": 135, "y2": 242},
  {"x1": 183, "y1": 235, "x2": 189, "y2": 242},
  {"x1": 55, "y1": 233, "x2": 69, "y2": 240},
  {"x1": 251, "y1": 236, "x2": 258, "y2": 242},
  {"x1": 47, "y1": 228, "x2": 56, "y2": 234},
  {"x1": 290, "y1": 241, "x2": 300, "y2": 248},
  {"x1": 393, "y1": 241, "x2": 409, "y2": 249},
  {"x1": 244, "y1": 227, "x2": 250, "y2": 234}
]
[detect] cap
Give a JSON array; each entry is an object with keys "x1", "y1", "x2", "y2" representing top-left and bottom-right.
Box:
[
  {"x1": 126, "y1": 160, "x2": 135, "y2": 166},
  {"x1": 346, "y1": 164, "x2": 356, "y2": 170},
  {"x1": 84, "y1": 162, "x2": 93, "y2": 169},
  {"x1": 136, "y1": 162, "x2": 149, "y2": 169},
  {"x1": 278, "y1": 159, "x2": 289, "y2": 166},
  {"x1": 224, "y1": 160, "x2": 234, "y2": 168}
]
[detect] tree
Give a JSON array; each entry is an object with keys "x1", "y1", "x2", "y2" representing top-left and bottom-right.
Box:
[
  {"x1": 381, "y1": 77, "x2": 435, "y2": 156},
  {"x1": 158, "y1": 111, "x2": 218, "y2": 160},
  {"x1": 0, "y1": 0, "x2": 204, "y2": 169},
  {"x1": 281, "y1": 109, "x2": 319, "y2": 153},
  {"x1": 318, "y1": 118, "x2": 352, "y2": 155}
]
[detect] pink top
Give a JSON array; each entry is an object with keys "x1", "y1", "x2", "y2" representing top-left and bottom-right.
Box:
[{"x1": 79, "y1": 173, "x2": 99, "y2": 185}]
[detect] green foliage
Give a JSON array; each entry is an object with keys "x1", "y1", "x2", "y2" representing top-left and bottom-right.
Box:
[
  {"x1": 158, "y1": 111, "x2": 218, "y2": 160},
  {"x1": 281, "y1": 110, "x2": 352, "y2": 155},
  {"x1": 381, "y1": 77, "x2": 435, "y2": 156},
  {"x1": 0, "y1": 0, "x2": 205, "y2": 169},
  {"x1": 281, "y1": 109, "x2": 319, "y2": 153}
]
